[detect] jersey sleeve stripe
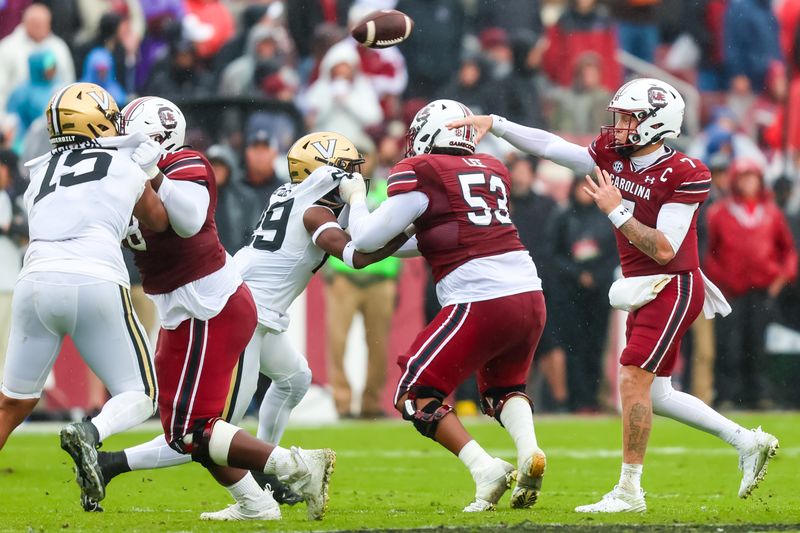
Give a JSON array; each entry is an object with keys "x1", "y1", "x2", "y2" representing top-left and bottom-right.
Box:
[
  {"x1": 387, "y1": 171, "x2": 416, "y2": 184},
  {"x1": 673, "y1": 188, "x2": 710, "y2": 194},
  {"x1": 387, "y1": 178, "x2": 417, "y2": 189},
  {"x1": 676, "y1": 181, "x2": 711, "y2": 191},
  {"x1": 165, "y1": 163, "x2": 208, "y2": 176},
  {"x1": 162, "y1": 157, "x2": 204, "y2": 174}
]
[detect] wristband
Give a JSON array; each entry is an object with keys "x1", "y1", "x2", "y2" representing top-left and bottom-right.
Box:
[
  {"x1": 311, "y1": 221, "x2": 341, "y2": 245},
  {"x1": 608, "y1": 203, "x2": 633, "y2": 228},
  {"x1": 144, "y1": 165, "x2": 160, "y2": 180},
  {"x1": 489, "y1": 114, "x2": 508, "y2": 136},
  {"x1": 342, "y1": 241, "x2": 356, "y2": 268}
]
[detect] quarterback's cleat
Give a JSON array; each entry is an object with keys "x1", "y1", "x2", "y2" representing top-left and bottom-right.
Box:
[
  {"x1": 60, "y1": 421, "x2": 105, "y2": 501},
  {"x1": 283, "y1": 447, "x2": 336, "y2": 520},
  {"x1": 510, "y1": 448, "x2": 546, "y2": 509},
  {"x1": 463, "y1": 458, "x2": 516, "y2": 512},
  {"x1": 575, "y1": 485, "x2": 646, "y2": 513},
  {"x1": 251, "y1": 471, "x2": 304, "y2": 505},
  {"x1": 80, "y1": 493, "x2": 103, "y2": 513},
  {"x1": 738, "y1": 427, "x2": 779, "y2": 499},
  {"x1": 200, "y1": 500, "x2": 281, "y2": 521}
]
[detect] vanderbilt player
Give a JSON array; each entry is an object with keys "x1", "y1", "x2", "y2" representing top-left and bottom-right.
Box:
[
  {"x1": 0, "y1": 83, "x2": 167, "y2": 494},
  {"x1": 449, "y1": 78, "x2": 779, "y2": 512},
  {"x1": 84, "y1": 131, "x2": 409, "y2": 520},
  {"x1": 340, "y1": 100, "x2": 548, "y2": 512}
]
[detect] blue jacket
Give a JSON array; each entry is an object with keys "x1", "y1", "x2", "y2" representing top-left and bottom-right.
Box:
[
  {"x1": 6, "y1": 49, "x2": 58, "y2": 142},
  {"x1": 723, "y1": 0, "x2": 783, "y2": 91},
  {"x1": 81, "y1": 47, "x2": 127, "y2": 105}
]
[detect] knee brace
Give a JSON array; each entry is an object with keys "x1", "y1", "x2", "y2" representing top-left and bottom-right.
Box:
[
  {"x1": 400, "y1": 387, "x2": 453, "y2": 440},
  {"x1": 481, "y1": 386, "x2": 533, "y2": 426},
  {"x1": 172, "y1": 417, "x2": 241, "y2": 467}
]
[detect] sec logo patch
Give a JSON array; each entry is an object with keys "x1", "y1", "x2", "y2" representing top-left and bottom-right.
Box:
[{"x1": 613, "y1": 161, "x2": 624, "y2": 173}]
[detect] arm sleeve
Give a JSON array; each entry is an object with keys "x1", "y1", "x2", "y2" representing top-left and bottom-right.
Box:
[
  {"x1": 158, "y1": 177, "x2": 210, "y2": 238},
  {"x1": 490, "y1": 115, "x2": 595, "y2": 176},
  {"x1": 393, "y1": 235, "x2": 421, "y2": 257},
  {"x1": 656, "y1": 202, "x2": 699, "y2": 253},
  {"x1": 348, "y1": 191, "x2": 429, "y2": 253}
]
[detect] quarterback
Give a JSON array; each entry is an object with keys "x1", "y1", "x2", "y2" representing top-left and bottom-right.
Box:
[
  {"x1": 340, "y1": 99, "x2": 547, "y2": 512},
  {"x1": 0, "y1": 83, "x2": 167, "y2": 491},
  {"x1": 449, "y1": 78, "x2": 779, "y2": 512}
]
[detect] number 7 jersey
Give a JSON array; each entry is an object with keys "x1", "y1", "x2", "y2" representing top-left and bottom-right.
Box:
[{"x1": 387, "y1": 153, "x2": 529, "y2": 282}]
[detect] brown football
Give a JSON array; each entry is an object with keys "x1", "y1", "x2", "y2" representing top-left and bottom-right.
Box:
[{"x1": 350, "y1": 9, "x2": 414, "y2": 49}]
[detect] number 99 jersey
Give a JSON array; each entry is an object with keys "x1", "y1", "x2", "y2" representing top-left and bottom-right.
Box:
[
  {"x1": 21, "y1": 136, "x2": 149, "y2": 287},
  {"x1": 387, "y1": 153, "x2": 528, "y2": 282},
  {"x1": 233, "y1": 165, "x2": 345, "y2": 333}
]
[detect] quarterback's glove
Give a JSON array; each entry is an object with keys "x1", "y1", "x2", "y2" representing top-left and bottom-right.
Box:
[
  {"x1": 339, "y1": 172, "x2": 367, "y2": 204},
  {"x1": 132, "y1": 138, "x2": 163, "y2": 179}
]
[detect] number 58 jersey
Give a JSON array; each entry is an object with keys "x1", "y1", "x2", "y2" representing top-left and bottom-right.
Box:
[
  {"x1": 21, "y1": 135, "x2": 149, "y2": 287},
  {"x1": 234, "y1": 165, "x2": 344, "y2": 333}
]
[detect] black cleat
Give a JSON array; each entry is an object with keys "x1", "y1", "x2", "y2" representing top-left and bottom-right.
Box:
[
  {"x1": 81, "y1": 493, "x2": 104, "y2": 512},
  {"x1": 251, "y1": 470, "x2": 304, "y2": 506},
  {"x1": 60, "y1": 421, "x2": 105, "y2": 502}
]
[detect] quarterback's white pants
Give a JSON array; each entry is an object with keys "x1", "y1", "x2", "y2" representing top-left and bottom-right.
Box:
[
  {"x1": 1, "y1": 272, "x2": 157, "y2": 407},
  {"x1": 122, "y1": 325, "x2": 311, "y2": 470}
]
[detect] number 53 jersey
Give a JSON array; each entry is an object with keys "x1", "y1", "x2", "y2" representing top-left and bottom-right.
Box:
[
  {"x1": 387, "y1": 153, "x2": 541, "y2": 306},
  {"x1": 234, "y1": 165, "x2": 345, "y2": 333},
  {"x1": 21, "y1": 135, "x2": 150, "y2": 287}
]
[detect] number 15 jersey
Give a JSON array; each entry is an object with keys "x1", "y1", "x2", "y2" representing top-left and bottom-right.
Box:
[
  {"x1": 21, "y1": 135, "x2": 149, "y2": 287},
  {"x1": 387, "y1": 153, "x2": 541, "y2": 305}
]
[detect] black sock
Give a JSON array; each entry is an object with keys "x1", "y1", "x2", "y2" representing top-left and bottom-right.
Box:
[{"x1": 97, "y1": 451, "x2": 131, "y2": 483}]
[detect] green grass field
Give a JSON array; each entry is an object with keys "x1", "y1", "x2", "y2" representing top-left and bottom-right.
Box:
[{"x1": 1, "y1": 413, "x2": 798, "y2": 532}]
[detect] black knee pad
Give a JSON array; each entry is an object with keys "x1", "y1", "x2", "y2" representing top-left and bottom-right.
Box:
[
  {"x1": 401, "y1": 388, "x2": 453, "y2": 440},
  {"x1": 481, "y1": 386, "x2": 533, "y2": 426},
  {"x1": 168, "y1": 417, "x2": 219, "y2": 468}
]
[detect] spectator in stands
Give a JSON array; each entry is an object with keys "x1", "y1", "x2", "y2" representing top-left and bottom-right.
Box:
[
  {"x1": 478, "y1": 27, "x2": 513, "y2": 81},
  {"x1": 74, "y1": 12, "x2": 139, "y2": 97},
  {"x1": 397, "y1": 0, "x2": 464, "y2": 98},
  {"x1": 508, "y1": 154, "x2": 568, "y2": 411},
  {"x1": 6, "y1": 50, "x2": 58, "y2": 150},
  {"x1": 687, "y1": 106, "x2": 767, "y2": 170},
  {"x1": 550, "y1": 51, "x2": 612, "y2": 136},
  {"x1": 0, "y1": 0, "x2": 32, "y2": 40},
  {"x1": 547, "y1": 179, "x2": 618, "y2": 412},
  {"x1": 607, "y1": 0, "x2": 661, "y2": 64},
  {"x1": 724, "y1": 0, "x2": 783, "y2": 94},
  {"x1": 438, "y1": 52, "x2": 501, "y2": 116},
  {"x1": 183, "y1": 0, "x2": 235, "y2": 60},
  {"x1": 475, "y1": 0, "x2": 542, "y2": 38},
  {"x1": 287, "y1": 0, "x2": 352, "y2": 61},
  {"x1": 136, "y1": 0, "x2": 183, "y2": 90},
  {"x1": 304, "y1": 40, "x2": 382, "y2": 149},
  {"x1": 212, "y1": 4, "x2": 269, "y2": 81},
  {"x1": 542, "y1": 0, "x2": 622, "y2": 93},
  {"x1": 502, "y1": 30, "x2": 548, "y2": 129},
  {"x1": 0, "y1": 3, "x2": 74, "y2": 110},
  {"x1": 80, "y1": 48, "x2": 127, "y2": 105},
  {"x1": 326, "y1": 138, "x2": 399, "y2": 419},
  {"x1": 218, "y1": 25, "x2": 293, "y2": 97},
  {"x1": 241, "y1": 115, "x2": 285, "y2": 210},
  {"x1": 74, "y1": 0, "x2": 144, "y2": 51},
  {"x1": 206, "y1": 144, "x2": 262, "y2": 254},
  {"x1": 0, "y1": 149, "x2": 25, "y2": 376},
  {"x1": 705, "y1": 158, "x2": 798, "y2": 409},
  {"x1": 143, "y1": 38, "x2": 213, "y2": 99}
]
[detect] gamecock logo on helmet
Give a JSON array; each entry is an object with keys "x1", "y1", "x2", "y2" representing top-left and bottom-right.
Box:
[
  {"x1": 648, "y1": 87, "x2": 668, "y2": 108},
  {"x1": 158, "y1": 106, "x2": 178, "y2": 130}
]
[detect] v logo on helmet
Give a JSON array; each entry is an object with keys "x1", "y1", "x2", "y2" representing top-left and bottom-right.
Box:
[
  {"x1": 87, "y1": 90, "x2": 110, "y2": 111},
  {"x1": 311, "y1": 139, "x2": 337, "y2": 159}
]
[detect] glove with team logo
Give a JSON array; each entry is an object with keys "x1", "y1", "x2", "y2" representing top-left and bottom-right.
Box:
[
  {"x1": 339, "y1": 172, "x2": 367, "y2": 204},
  {"x1": 132, "y1": 138, "x2": 163, "y2": 179}
]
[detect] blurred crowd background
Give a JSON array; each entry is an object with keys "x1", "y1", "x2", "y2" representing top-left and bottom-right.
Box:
[{"x1": 2, "y1": 0, "x2": 800, "y2": 420}]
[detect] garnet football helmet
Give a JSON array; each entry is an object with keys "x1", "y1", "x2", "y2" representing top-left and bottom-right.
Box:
[
  {"x1": 122, "y1": 96, "x2": 186, "y2": 153},
  {"x1": 603, "y1": 78, "x2": 684, "y2": 156},
  {"x1": 405, "y1": 99, "x2": 477, "y2": 157},
  {"x1": 46, "y1": 82, "x2": 122, "y2": 145}
]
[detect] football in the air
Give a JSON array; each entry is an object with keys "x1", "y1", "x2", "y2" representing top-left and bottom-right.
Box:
[{"x1": 350, "y1": 9, "x2": 414, "y2": 49}]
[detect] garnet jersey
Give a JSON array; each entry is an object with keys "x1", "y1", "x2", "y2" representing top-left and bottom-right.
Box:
[
  {"x1": 589, "y1": 131, "x2": 711, "y2": 277},
  {"x1": 127, "y1": 149, "x2": 226, "y2": 294},
  {"x1": 387, "y1": 153, "x2": 527, "y2": 282}
]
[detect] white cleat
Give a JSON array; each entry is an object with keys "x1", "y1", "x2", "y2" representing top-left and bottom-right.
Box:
[
  {"x1": 200, "y1": 500, "x2": 281, "y2": 521},
  {"x1": 738, "y1": 427, "x2": 779, "y2": 499},
  {"x1": 510, "y1": 448, "x2": 546, "y2": 509},
  {"x1": 463, "y1": 458, "x2": 516, "y2": 512},
  {"x1": 284, "y1": 447, "x2": 336, "y2": 520},
  {"x1": 575, "y1": 485, "x2": 647, "y2": 513}
]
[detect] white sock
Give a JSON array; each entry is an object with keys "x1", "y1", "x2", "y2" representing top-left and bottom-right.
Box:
[
  {"x1": 91, "y1": 391, "x2": 154, "y2": 441},
  {"x1": 227, "y1": 472, "x2": 275, "y2": 507},
  {"x1": 263, "y1": 446, "x2": 294, "y2": 477},
  {"x1": 498, "y1": 396, "x2": 539, "y2": 466},
  {"x1": 458, "y1": 440, "x2": 494, "y2": 479},
  {"x1": 619, "y1": 463, "x2": 643, "y2": 493},
  {"x1": 650, "y1": 377, "x2": 753, "y2": 452},
  {"x1": 124, "y1": 434, "x2": 191, "y2": 471}
]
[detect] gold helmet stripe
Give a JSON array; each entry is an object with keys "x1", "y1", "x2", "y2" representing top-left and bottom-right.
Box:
[{"x1": 49, "y1": 84, "x2": 71, "y2": 136}]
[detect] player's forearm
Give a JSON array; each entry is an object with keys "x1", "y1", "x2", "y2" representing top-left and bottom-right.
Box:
[
  {"x1": 352, "y1": 232, "x2": 410, "y2": 268},
  {"x1": 490, "y1": 115, "x2": 595, "y2": 176},
  {"x1": 133, "y1": 183, "x2": 169, "y2": 232},
  {"x1": 348, "y1": 198, "x2": 416, "y2": 253},
  {"x1": 618, "y1": 217, "x2": 676, "y2": 265},
  {"x1": 159, "y1": 177, "x2": 209, "y2": 237}
]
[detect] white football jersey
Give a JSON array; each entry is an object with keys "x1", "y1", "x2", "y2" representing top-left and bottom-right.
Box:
[
  {"x1": 20, "y1": 134, "x2": 151, "y2": 287},
  {"x1": 234, "y1": 165, "x2": 347, "y2": 332}
]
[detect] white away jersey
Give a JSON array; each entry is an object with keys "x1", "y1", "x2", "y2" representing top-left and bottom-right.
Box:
[
  {"x1": 234, "y1": 165, "x2": 347, "y2": 332},
  {"x1": 20, "y1": 134, "x2": 150, "y2": 287}
]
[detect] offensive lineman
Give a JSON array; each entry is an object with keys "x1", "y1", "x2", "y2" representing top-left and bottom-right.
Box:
[
  {"x1": 69, "y1": 96, "x2": 335, "y2": 521},
  {"x1": 449, "y1": 78, "x2": 779, "y2": 512},
  {"x1": 0, "y1": 83, "x2": 167, "y2": 494},
  {"x1": 87, "y1": 131, "x2": 409, "y2": 520},
  {"x1": 340, "y1": 99, "x2": 547, "y2": 512}
]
